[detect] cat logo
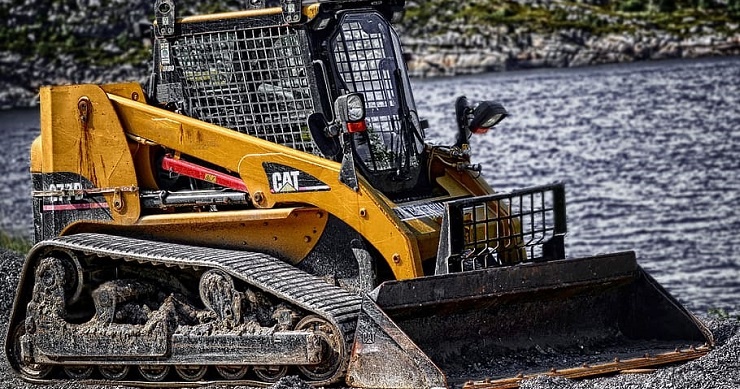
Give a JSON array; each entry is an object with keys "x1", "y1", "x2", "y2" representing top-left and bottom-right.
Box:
[
  {"x1": 360, "y1": 329, "x2": 376, "y2": 344},
  {"x1": 271, "y1": 171, "x2": 300, "y2": 193},
  {"x1": 263, "y1": 163, "x2": 330, "y2": 194}
]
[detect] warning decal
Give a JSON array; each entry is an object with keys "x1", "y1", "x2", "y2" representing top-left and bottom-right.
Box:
[{"x1": 393, "y1": 201, "x2": 447, "y2": 221}]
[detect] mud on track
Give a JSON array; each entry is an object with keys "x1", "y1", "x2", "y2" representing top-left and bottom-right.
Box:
[{"x1": 0, "y1": 248, "x2": 738, "y2": 389}]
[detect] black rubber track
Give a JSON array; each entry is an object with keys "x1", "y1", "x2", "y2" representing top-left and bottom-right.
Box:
[{"x1": 8, "y1": 233, "x2": 362, "y2": 387}]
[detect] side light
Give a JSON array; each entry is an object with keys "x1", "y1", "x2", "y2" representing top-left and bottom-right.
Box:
[
  {"x1": 347, "y1": 121, "x2": 367, "y2": 133},
  {"x1": 469, "y1": 101, "x2": 508, "y2": 133},
  {"x1": 455, "y1": 96, "x2": 508, "y2": 147}
]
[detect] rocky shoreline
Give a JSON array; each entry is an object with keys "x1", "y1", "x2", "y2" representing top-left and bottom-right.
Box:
[
  {"x1": 402, "y1": 28, "x2": 740, "y2": 77},
  {"x1": 1, "y1": 0, "x2": 738, "y2": 108},
  {"x1": 3, "y1": 36, "x2": 736, "y2": 109}
]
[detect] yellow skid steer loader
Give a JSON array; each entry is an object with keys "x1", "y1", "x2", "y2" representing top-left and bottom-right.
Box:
[{"x1": 6, "y1": 0, "x2": 712, "y2": 388}]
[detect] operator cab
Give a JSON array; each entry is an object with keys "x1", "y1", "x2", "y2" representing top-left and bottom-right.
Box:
[{"x1": 148, "y1": 0, "x2": 503, "y2": 197}]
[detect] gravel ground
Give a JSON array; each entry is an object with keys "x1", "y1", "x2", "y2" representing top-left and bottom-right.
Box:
[{"x1": 0, "y1": 248, "x2": 738, "y2": 389}]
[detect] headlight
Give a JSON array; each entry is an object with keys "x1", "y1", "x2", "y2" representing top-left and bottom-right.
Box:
[
  {"x1": 334, "y1": 93, "x2": 367, "y2": 133},
  {"x1": 470, "y1": 101, "x2": 507, "y2": 133},
  {"x1": 480, "y1": 113, "x2": 505, "y2": 128},
  {"x1": 335, "y1": 93, "x2": 366, "y2": 123},
  {"x1": 346, "y1": 94, "x2": 365, "y2": 122}
]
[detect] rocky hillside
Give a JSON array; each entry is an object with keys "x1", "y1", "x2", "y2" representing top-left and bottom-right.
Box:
[
  {"x1": 400, "y1": 0, "x2": 740, "y2": 76},
  {"x1": 1, "y1": 0, "x2": 738, "y2": 107}
]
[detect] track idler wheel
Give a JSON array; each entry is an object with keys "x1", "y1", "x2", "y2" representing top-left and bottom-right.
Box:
[
  {"x1": 139, "y1": 365, "x2": 170, "y2": 381},
  {"x1": 295, "y1": 315, "x2": 344, "y2": 381},
  {"x1": 9, "y1": 324, "x2": 52, "y2": 379},
  {"x1": 216, "y1": 365, "x2": 249, "y2": 380},
  {"x1": 253, "y1": 365, "x2": 288, "y2": 382},
  {"x1": 99, "y1": 365, "x2": 130, "y2": 380},
  {"x1": 200, "y1": 269, "x2": 241, "y2": 326},
  {"x1": 176, "y1": 365, "x2": 208, "y2": 381}
]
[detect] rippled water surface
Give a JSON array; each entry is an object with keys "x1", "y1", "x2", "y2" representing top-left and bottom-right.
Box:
[
  {"x1": 1, "y1": 58, "x2": 738, "y2": 316},
  {"x1": 0, "y1": 108, "x2": 38, "y2": 239},
  {"x1": 414, "y1": 58, "x2": 740, "y2": 315}
]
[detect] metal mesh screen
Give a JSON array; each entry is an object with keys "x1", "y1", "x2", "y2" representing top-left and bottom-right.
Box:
[
  {"x1": 170, "y1": 24, "x2": 322, "y2": 156},
  {"x1": 332, "y1": 14, "x2": 405, "y2": 172}
]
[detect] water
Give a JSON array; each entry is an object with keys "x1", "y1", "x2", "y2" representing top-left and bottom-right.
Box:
[
  {"x1": 414, "y1": 57, "x2": 740, "y2": 316},
  {"x1": 0, "y1": 57, "x2": 738, "y2": 316},
  {"x1": 0, "y1": 108, "x2": 39, "y2": 239}
]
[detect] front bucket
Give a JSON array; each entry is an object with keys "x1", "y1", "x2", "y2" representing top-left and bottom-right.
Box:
[{"x1": 347, "y1": 251, "x2": 712, "y2": 388}]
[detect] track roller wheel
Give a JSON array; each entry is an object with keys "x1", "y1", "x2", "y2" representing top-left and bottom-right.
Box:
[
  {"x1": 9, "y1": 324, "x2": 52, "y2": 379},
  {"x1": 64, "y1": 365, "x2": 93, "y2": 379},
  {"x1": 99, "y1": 365, "x2": 130, "y2": 380},
  {"x1": 295, "y1": 315, "x2": 343, "y2": 381},
  {"x1": 253, "y1": 365, "x2": 288, "y2": 382},
  {"x1": 139, "y1": 365, "x2": 170, "y2": 381},
  {"x1": 176, "y1": 365, "x2": 208, "y2": 381},
  {"x1": 216, "y1": 365, "x2": 249, "y2": 380}
]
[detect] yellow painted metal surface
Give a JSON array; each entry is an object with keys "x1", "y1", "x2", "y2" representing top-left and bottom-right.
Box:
[
  {"x1": 397, "y1": 162, "x2": 500, "y2": 263},
  {"x1": 108, "y1": 93, "x2": 424, "y2": 280},
  {"x1": 68, "y1": 208, "x2": 327, "y2": 264},
  {"x1": 172, "y1": 4, "x2": 321, "y2": 23},
  {"x1": 30, "y1": 136, "x2": 42, "y2": 173},
  {"x1": 38, "y1": 85, "x2": 141, "y2": 224},
  {"x1": 436, "y1": 168, "x2": 495, "y2": 198},
  {"x1": 101, "y1": 83, "x2": 147, "y2": 103},
  {"x1": 177, "y1": 7, "x2": 283, "y2": 24},
  {"x1": 395, "y1": 197, "x2": 445, "y2": 262},
  {"x1": 303, "y1": 3, "x2": 320, "y2": 20},
  {"x1": 33, "y1": 85, "x2": 501, "y2": 280}
]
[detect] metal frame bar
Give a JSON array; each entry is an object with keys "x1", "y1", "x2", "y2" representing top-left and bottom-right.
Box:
[{"x1": 436, "y1": 183, "x2": 567, "y2": 274}]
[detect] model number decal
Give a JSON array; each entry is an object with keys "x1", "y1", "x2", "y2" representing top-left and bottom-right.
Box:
[
  {"x1": 48, "y1": 182, "x2": 84, "y2": 202},
  {"x1": 32, "y1": 173, "x2": 131, "y2": 214}
]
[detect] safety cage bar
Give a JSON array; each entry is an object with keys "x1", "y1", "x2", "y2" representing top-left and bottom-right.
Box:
[
  {"x1": 435, "y1": 183, "x2": 567, "y2": 275},
  {"x1": 152, "y1": 13, "x2": 325, "y2": 157}
]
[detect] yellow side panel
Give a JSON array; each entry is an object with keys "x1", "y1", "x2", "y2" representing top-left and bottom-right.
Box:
[
  {"x1": 39, "y1": 85, "x2": 140, "y2": 224},
  {"x1": 108, "y1": 94, "x2": 424, "y2": 280},
  {"x1": 101, "y1": 83, "x2": 147, "y2": 103},
  {"x1": 70, "y1": 208, "x2": 326, "y2": 263},
  {"x1": 436, "y1": 168, "x2": 495, "y2": 198},
  {"x1": 30, "y1": 136, "x2": 42, "y2": 173}
]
